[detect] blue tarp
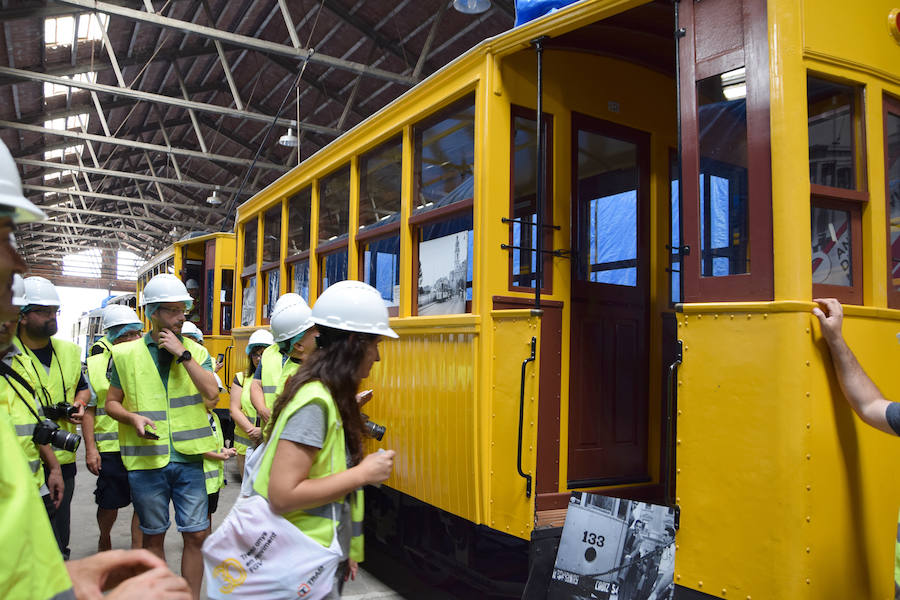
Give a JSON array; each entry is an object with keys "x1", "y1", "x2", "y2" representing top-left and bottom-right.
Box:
[{"x1": 514, "y1": 0, "x2": 583, "y2": 26}]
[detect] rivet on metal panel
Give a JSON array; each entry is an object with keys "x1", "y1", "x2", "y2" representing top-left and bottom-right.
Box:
[
  {"x1": 676, "y1": 439, "x2": 681, "y2": 445},
  {"x1": 676, "y1": 496, "x2": 680, "y2": 503},
  {"x1": 806, "y1": 579, "x2": 810, "y2": 585},
  {"x1": 763, "y1": 313, "x2": 767, "y2": 319},
  {"x1": 806, "y1": 485, "x2": 811, "y2": 491},
  {"x1": 806, "y1": 516, "x2": 811, "y2": 522},
  {"x1": 697, "y1": 314, "x2": 701, "y2": 320},
  {"x1": 806, "y1": 423, "x2": 811, "y2": 429},
  {"x1": 805, "y1": 392, "x2": 810, "y2": 397},
  {"x1": 698, "y1": 581, "x2": 703, "y2": 587},
  {"x1": 730, "y1": 314, "x2": 734, "y2": 320},
  {"x1": 676, "y1": 574, "x2": 681, "y2": 581},
  {"x1": 806, "y1": 547, "x2": 811, "y2": 553},
  {"x1": 805, "y1": 361, "x2": 810, "y2": 366},
  {"x1": 677, "y1": 410, "x2": 682, "y2": 415},
  {"x1": 676, "y1": 468, "x2": 681, "y2": 474},
  {"x1": 714, "y1": 314, "x2": 718, "y2": 319},
  {"x1": 722, "y1": 588, "x2": 727, "y2": 595},
  {"x1": 806, "y1": 454, "x2": 811, "y2": 460},
  {"x1": 746, "y1": 314, "x2": 750, "y2": 319},
  {"x1": 806, "y1": 328, "x2": 810, "y2": 334}
]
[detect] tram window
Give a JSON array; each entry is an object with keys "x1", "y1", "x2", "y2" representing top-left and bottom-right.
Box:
[
  {"x1": 886, "y1": 98, "x2": 900, "y2": 308},
  {"x1": 415, "y1": 213, "x2": 473, "y2": 315},
  {"x1": 291, "y1": 260, "x2": 310, "y2": 302},
  {"x1": 319, "y1": 165, "x2": 350, "y2": 245},
  {"x1": 509, "y1": 108, "x2": 552, "y2": 292},
  {"x1": 263, "y1": 268, "x2": 279, "y2": 322},
  {"x1": 221, "y1": 268, "x2": 233, "y2": 333},
  {"x1": 811, "y1": 201, "x2": 861, "y2": 304},
  {"x1": 807, "y1": 76, "x2": 862, "y2": 191},
  {"x1": 697, "y1": 69, "x2": 749, "y2": 277},
  {"x1": 414, "y1": 97, "x2": 475, "y2": 217},
  {"x1": 204, "y1": 269, "x2": 214, "y2": 333},
  {"x1": 359, "y1": 136, "x2": 402, "y2": 232},
  {"x1": 262, "y1": 205, "x2": 281, "y2": 265},
  {"x1": 575, "y1": 130, "x2": 638, "y2": 286},
  {"x1": 240, "y1": 275, "x2": 256, "y2": 327},
  {"x1": 321, "y1": 249, "x2": 348, "y2": 292},
  {"x1": 670, "y1": 154, "x2": 681, "y2": 304},
  {"x1": 243, "y1": 218, "x2": 258, "y2": 272},
  {"x1": 287, "y1": 187, "x2": 311, "y2": 256},
  {"x1": 361, "y1": 234, "x2": 400, "y2": 315}
]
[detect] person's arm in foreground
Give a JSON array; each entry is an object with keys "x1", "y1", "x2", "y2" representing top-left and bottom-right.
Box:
[
  {"x1": 39, "y1": 443, "x2": 63, "y2": 507},
  {"x1": 249, "y1": 377, "x2": 269, "y2": 423},
  {"x1": 66, "y1": 548, "x2": 190, "y2": 600},
  {"x1": 813, "y1": 298, "x2": 897, "y2": 435}
]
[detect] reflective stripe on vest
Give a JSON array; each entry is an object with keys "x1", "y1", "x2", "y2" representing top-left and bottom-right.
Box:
[
  {"x1": 15, "y1": 337, "x2": 82, "y2": 466},
  {"x1": 112, "y1": 336, "x2": 217, "y2": 470},
  {"x1": 253, "y1": 380, "x2": 364, "y2": 561},
  {"x1": 86, "y1": 339, "x2": 120, "y2": 453},
  {"x1": 3, "y1": 356, "x2": 47, "y2": 490},
  {"x1": 203, "y1": 411, "x2": 225, "y2": 494},
  {"x1": 0, "y1": 409, "x2": 74, "y2": 598}
]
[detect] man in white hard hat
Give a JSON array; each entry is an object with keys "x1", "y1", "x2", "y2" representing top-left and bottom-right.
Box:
[
  {"x1": 104, "y1": 273, "x2": 220, "y2": 600},
  {"x1": 83, "y1": 304, "x2": 144, "y2": 553},
  {"x1": 15, "y1": 275, "x2": 90, "y2": 560},
  {"x1": 183, "y1": 279, "x2": 201, "y2": 326},
  {"x1": 249, "y1": 293, "x2": 316, "y2": 423},
  {"x1": 0, "y1": 139, "x2": 190, "y2": 599}
]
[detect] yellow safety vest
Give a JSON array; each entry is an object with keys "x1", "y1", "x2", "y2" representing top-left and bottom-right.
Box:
[
  {"x1": 233, "y1": 372, "x2": 256, "y2": 454},
  {"x1": 86, "y1": 339, "x2": 119, "y2": 453},
  {"x1": 203, "y1": 410, "x2": 225, "y2": 494},
  {"x1": 259, "y1": 344, "x2": 300, "y2": 410},
  {"x1": 0, "y1": 408, "x2": 74, "y2": 599},
  {"x1": 111, "y1": 336, "x2": 217, "y2": 470},
  {"x1": 14, "y1": 337, "x2": 82, "y2": 466},
  {"x1": 253, "y1": 381, "x2": 364, "y2": 562},
  {"x1": 0, "y1": 354, "x2": 46, "y2": 492}
]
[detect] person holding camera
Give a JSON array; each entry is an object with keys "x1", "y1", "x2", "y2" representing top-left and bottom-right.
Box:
[
  {"x1": 0, "y1": 139, "x2": 191, "y2": 599},
  {"x1": 249, "y1": 293, "x2": 315, "y2": 423},
  {"x1": 14, "y1": 275, "x2": 89, "y2": 560},
  {"x1": 103, "y1": 273, "x2": 220, "y2": 600},
  {"x1": 255, "y1": 281, "x2": 396, "y2": 595},
  {"x1": 82, "y1": 304, "x2": 144, "y2": 553}
]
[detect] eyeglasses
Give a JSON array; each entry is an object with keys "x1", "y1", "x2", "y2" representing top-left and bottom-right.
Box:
[
  {"x1": 156, "y1": 306, "x2": 187, "y2": 316},
  {"x1": 27, "y1": 307, "x2": 60, "y2": 317}
]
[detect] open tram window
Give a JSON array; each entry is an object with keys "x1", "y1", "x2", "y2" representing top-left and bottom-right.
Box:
[
  {"x1": 509, "y1": 106, "x2": 552, "y2": 292},
  {"x1": 286, "y1": 187, "x2": 311, "y2": 303},
  {"x1": 697, "y1": 69, "x2": 750, "y2": 278},
  {"x1": 413, "y1": 213, "x2": 473, "y2": 316},
  {"x1": 884, "y1": 95, "x2": 900, "y2": 308},
  {"x1": 807, "y1": 74, "x2": 867, "y2": 304}
]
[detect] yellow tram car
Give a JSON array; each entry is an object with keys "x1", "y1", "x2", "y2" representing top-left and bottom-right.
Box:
[
  {"x1": 135, "y1": 232, "x2": 236, "y2": 411},
  {"x1": 232, "y1": 0, "x2": 900, "y2": 597}
]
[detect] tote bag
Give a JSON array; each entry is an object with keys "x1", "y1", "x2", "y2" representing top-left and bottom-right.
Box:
[{"x1": 203, "y1": 442, "x2": 343, "y2": 599}]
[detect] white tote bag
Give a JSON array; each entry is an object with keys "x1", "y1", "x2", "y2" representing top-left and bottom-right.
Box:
[{"x1": 203, "y1": 441, "x2": 343, "y2": 599}]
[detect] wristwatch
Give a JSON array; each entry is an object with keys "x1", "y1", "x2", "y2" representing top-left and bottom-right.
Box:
[{"x1": 176, "y1": 350, "x2": 192, "y2": 364}]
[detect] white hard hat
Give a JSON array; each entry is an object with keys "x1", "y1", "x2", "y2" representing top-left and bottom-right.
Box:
[
  {"x1": 181, "y1": 321, "x2": 203, "y2": 342},
  {"x1": 246, "y1": 328, "x2": 274, "y2": 354},
  {"x1": 311, "y1": 280, "x2": 398, "y2": 338},
  {"x1": 101, "y1": 304, "x2": 141, "y2": 330},
  {"x1": 271, "y1": 293, "x2": 303, "y2": 316},
  {"x1": 270, "y1": 300, "x2": 313, "y2": 343},
  {"x1": 11, "y1": 274, "x2": 26, "y2": 306},
  {"x1": 140, "y1": 274, "x2": 193, "y2": 307},
  {"x1": 0, "y1": 140, "x2": 45, "y2": 224},
  {"x1": 22, "y1": 276, "x2": 60, "y2": 307},
  {"x1": 185, "y1": 278, "x2": 200, "y2": 290}
]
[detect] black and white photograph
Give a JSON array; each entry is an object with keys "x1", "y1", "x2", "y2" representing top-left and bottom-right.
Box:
[
  {"x1": 417, "y1": 231, "x2": 468, "y2": 316},
  {"x1": 548, "y1": 494, "x2": 676, "y2": 600}
]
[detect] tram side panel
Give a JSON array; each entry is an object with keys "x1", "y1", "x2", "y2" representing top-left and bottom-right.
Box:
[{"x1": 676, "y1": 306, "x2": 900, "y2": 600}]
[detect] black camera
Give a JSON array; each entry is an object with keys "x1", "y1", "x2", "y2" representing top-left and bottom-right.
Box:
[
  {"x1": 361, "y1": 414, "x2": 386, "y2": 441},
  {"x1": 43, "y1": 402, "x2": 79, "y2": 421},
  {"x1": 32, "y1": 419, "x2": 81, "y2": 452}
]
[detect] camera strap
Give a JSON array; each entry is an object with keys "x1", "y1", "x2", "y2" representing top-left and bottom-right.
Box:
[
  {"x1": 0, "y1": 362, "x2": 44, "y2": 424},
  {"x1": 12, "y1": 355, "x2": 52, "y2": 408}
]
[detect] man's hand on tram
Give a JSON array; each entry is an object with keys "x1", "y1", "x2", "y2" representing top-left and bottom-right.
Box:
[{"x1": 812, "y1": 298, "x2": 844, "y2": 344}]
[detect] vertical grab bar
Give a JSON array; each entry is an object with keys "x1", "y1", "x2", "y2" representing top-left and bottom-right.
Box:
[
  {"x1": 517, "y1": 336, "x2": 537, "y2": 497},
  {"x1": 664, "y1": 339, "x2": 682, "y2": 508}
]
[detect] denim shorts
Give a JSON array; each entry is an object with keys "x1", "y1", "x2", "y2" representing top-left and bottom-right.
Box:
[{"x1": 128, "y1": 461, "x2": 209, "y2": 534}]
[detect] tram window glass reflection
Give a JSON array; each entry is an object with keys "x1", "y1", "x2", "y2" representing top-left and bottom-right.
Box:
[
  {"x1": 670, "y1": 154, "x2": 681, "y2": 304},
  {"x1": 811, "y1": 205, "x2": 853, "y2": 286},
  {"x1": 808, "y1": 76, "x2": 860, "y2": 191},
  {"x1": 416, "y1": 213, "x2": 473, "y2": 315},
  {"x1": 319, "y1": 166, "x2": 350, "y2": 244},
  {"x1": 263, "y1": 268, "x2": 279, "y2": 322},
  {"x1": 242, "y1": 218, "x2": 257, "y2": 272},
  {"x1": 204, "y1": 269, "x2": 214, "y2": 333},
  {"x1": 575, "y1": 129, "x2": 638, "y2": 286},
  {"x1": 288, "y1": 187, "x2": 311, "y2": 255},
  {"x1": 510, "y1": 108, "x2": 552, "y2": 292},
  {"x1": 697, "y1": 68, "x2": 750, "y2": 277},
  {"x1": 240, "y1": 275, "x2": 256, "y2": 327},
  {"x1": 886, "y1": 100, "x2": 900, "y2": 306},
  {"x1": 359, "y1": 136, "x2": 402, "y2": 231},
  {"x1": 362, "y1": 234, "x2": 400, "y2": 314},
  {"x1": 291, "y1": 260, "x2": 309, "y2": 302},
  {"x1": 414, "y1": 96, "x2": 475, "y2": 217},
  {"x1": 321, "y1": 249, "x2": 348, "y2": 292},
  {"x1": 221, "y1": 268, "x2": 233, "y2": 333},
  {"x1": 262, "y1": 205, "x2": 281, "y2": 264}
]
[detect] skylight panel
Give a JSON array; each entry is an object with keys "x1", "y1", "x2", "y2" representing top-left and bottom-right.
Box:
[{"x1": 45, "y1": 13, "x2": 108, "y2": 47}]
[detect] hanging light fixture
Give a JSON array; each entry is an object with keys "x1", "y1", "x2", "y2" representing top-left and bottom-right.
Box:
[
  {"x1": 453, "y1": 0, "x2": 491, "y2": 14},
  {"x1": 278, "y1": 127, "x2": 299, "y2": 147},
  {"x1": 206, "y1": 188, "x2": 222, "y2": 205}
]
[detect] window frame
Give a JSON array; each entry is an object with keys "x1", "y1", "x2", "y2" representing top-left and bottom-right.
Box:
[
  {"x1": 884, "y1": 94, "x2": 900, "y2": 308},
  {"x1": 508, "y1": 105, "x2": 554, "y2": 294},
  {"x1": 811, "y1": 195, "x2": 863, "y2": 305},
  {"x1": 358, "y1": 224, "x2": 402, "y2": 317},
  {"x1": 410, "y1": 203, "x2": 474, "y2": 316}
]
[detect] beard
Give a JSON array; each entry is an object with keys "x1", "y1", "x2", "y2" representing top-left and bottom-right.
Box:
[{"x1": 24, "y1": 318, "x2": 57, "y2": 339}]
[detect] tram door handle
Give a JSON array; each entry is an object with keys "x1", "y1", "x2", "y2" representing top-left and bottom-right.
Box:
[
  {"x1": 664, "y1": 339, "x2": 682, "y2": 507},
  {"x1": 224, "y1": 345, "x2": 233, "y2": 387},
  {"x1": 516, "y1": 337, "x2": 536, "y2": 497}
]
